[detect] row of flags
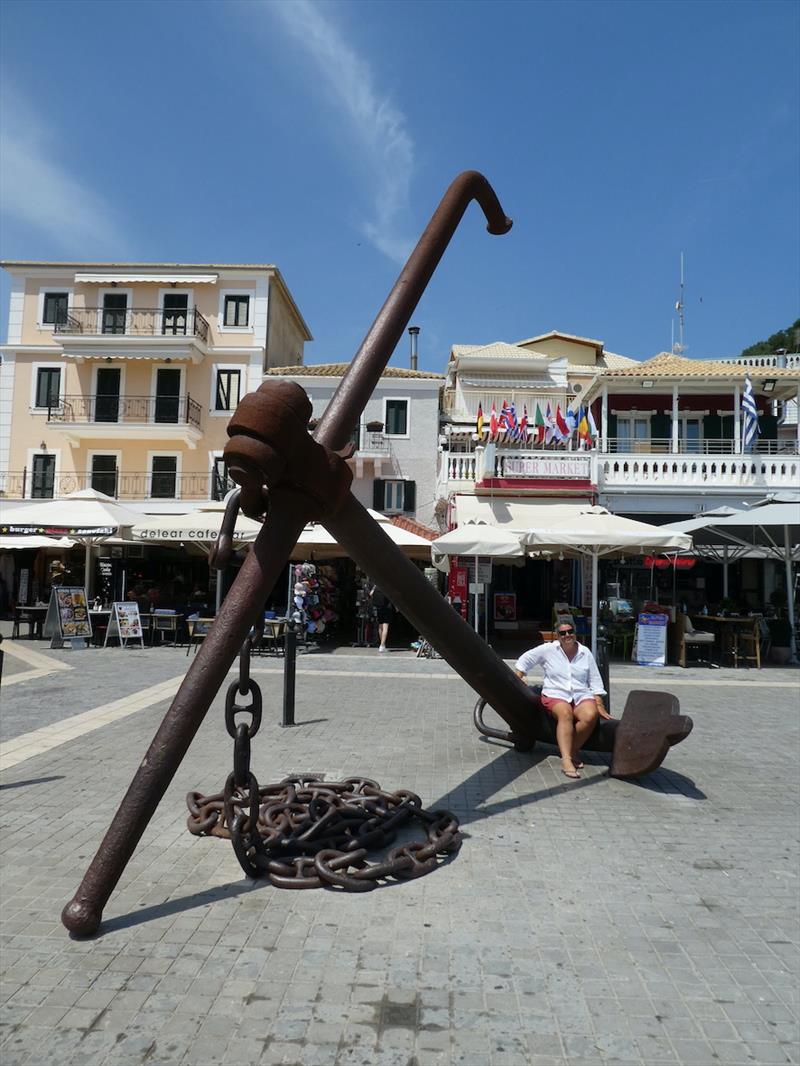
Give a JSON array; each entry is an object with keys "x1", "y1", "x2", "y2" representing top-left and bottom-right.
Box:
[{"x1": 476, "y1": 400, "x2": 597, "y2": 445}]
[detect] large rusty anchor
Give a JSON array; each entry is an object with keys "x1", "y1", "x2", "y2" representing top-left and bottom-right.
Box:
[{"x1": 62, "y1": 172, "x2": 691, "y2": 936}]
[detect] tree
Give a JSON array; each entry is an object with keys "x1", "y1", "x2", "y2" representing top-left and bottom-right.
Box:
[{"x1": 740, "y1": 318, "x2": 800, "y2": 358}]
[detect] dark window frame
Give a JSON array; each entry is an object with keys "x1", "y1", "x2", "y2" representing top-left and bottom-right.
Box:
[
  {"x1": 384, "y1": 399, "x2": 409, "y2": 436},
  {"x1": 35, "y1": 367, "x2": 61, "y2": 409},
  {"x1": 223, "y1": 294, "x2": 250, "y2": 328},
  {"x1": 42, "y1": 292, "x2": 69, "y2": 326},
  {"x1": 31, "y1": 453, "x2": 56, "y2": 499},
  {"x1": 150, "y1": 455, "x2": 178, "y2": 499},
  {"x1": 90, "y1": 454, "x2": 119, "y2": 497},
  {"x1": 215, "y1": 368, "x2": 242, "y2": 411}
]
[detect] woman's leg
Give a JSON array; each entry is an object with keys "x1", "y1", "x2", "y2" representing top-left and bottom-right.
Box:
[
  {"x1": 571, "y1": 699, "x2": 600, "y2": 762},
  {"x1": 548, "y1": 701, "x2": 580, "y2": 775},
  {"x1": 378, "y1": 622, "x2": 389, "y2": 649}
]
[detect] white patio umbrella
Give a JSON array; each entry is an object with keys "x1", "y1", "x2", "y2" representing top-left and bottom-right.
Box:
[
  {"x1": 131, "y1": 503, "x2": 263, "y2": 546},
  {"x1": 1, "y1": 489, "x2": 143, "y2": 597},
  {"x1": 522, "y1": 511, "x2": 692, "y2": 656},
  {"x1": 0, "y1": 535, "x2": 75, "y2": 550},
  {"x1": 430, "y1": 525, "x2": 526, "y2": 571},
  {"x1": 665, "y1": 500, "x2": 800, "y2": 661},
  {"x1": 292, "y1": 510, "x2": 432, "y2": 561}
]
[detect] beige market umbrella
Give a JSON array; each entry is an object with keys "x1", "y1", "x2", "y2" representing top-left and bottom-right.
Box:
[
  {"x1": 1, "y1": 489, "x2": 143, "y2": 596},
  {"x1": 522, "y1": 511, "x2": 692, "y2": 656}
]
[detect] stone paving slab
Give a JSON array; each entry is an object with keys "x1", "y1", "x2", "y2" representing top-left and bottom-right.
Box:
[{"x1": 0, "y1": 642, "x2": 798, "y2": 1065}]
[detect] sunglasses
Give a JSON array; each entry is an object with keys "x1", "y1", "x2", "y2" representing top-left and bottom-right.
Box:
[{"x1": 558, "y1": 628, "x2": 575, "y2": 636}]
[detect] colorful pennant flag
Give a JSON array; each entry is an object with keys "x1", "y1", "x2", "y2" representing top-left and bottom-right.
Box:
[
  {"x1": 476, "y1": 403, "x2": 484, "y2": 437},
  {"x1": 489, "y1": 403, "x2": 498, "y2": 438},
  {"x1": 555, "y1": 404, "x2": 569, "y2": 440},
  {"x1": 519, "y1": 405, "x2": 529, "y2": 439},
  {"x1": 534, "y1": 403, "x2": 545, "y2": 444}
]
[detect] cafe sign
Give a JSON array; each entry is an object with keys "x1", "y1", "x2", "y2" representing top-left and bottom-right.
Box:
[{"x1": 502, "y1": 456, "x2": 591, "y2": 480}]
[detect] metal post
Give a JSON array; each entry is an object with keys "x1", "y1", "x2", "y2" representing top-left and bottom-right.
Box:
[
  {"x1": 282, "y1": 620, "x2": 297, "y2": 727},
  {"x1": 596, "y1": 623, "x2": 610, "y2": 713}
]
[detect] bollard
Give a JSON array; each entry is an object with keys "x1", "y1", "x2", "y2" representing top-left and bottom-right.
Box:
[
  {"x1": 282, "y1": 619, "x2": 297, "y2": 727},
  {"x1": 596, "y1": 624, "x2": 611, "y2": 713}
]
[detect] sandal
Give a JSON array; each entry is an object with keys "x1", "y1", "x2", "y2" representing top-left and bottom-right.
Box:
[{"x1": 561, "y1": 768, "x2": 581, "y2": 779}]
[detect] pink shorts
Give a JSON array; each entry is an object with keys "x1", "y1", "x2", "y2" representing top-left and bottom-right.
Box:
[{"x1": 540, "y1": 694, "x2": 597, "y2": 717}]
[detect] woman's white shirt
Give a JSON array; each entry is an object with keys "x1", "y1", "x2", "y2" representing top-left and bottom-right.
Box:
[{"x1": 514, "y1": 641, "x2": 606, "y2": 703}]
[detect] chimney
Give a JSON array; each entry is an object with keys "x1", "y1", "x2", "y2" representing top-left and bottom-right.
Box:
[{"x1": 408, "y1": 326, "x2": 420, "y2": 371}]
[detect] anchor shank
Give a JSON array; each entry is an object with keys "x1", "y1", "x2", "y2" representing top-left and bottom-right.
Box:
[
  {"x1": 324, "y1": 494, "x2": 537, "y2": 738},
  {"x1": 62, "y1": 489, "x2": 313, "y2": 936},
  {"x1": 315, "y1": 171, "x2": 512, "y2": 453}
]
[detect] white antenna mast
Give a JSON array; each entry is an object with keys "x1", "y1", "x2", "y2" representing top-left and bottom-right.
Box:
[{"x1": 672, "y1": 252, "x2": 686, "y2": 354}]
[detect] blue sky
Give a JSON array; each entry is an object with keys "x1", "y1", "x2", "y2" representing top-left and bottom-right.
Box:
[{"x1": 1, "y1": 0, "x2": 798, "y2": 370}]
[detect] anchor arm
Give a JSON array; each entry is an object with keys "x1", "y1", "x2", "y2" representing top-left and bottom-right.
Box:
[
  {"x1": 324, "y1": 495, "x2": 538, "y2": 740},
  {"x1": 315, "y1": 170, "x2": 512, "y2": 452}
]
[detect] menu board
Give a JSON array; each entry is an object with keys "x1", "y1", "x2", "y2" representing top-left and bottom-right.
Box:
[
  {"x1": 634, "y1": 612, "x2": 669, "y2": 667},
  {"x1": 104, "y1": 602, "x2": 144, "y2": 647},
  {"x1": 493, "y1": 593, "x2": 517, "y2": 621},
  {"x1": 44, "y1": 586, "x2": 93, "y2": 647}
]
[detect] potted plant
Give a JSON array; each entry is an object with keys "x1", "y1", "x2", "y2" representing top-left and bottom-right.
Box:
[{"x1": 768, "y1": 617, "x2": 793, "y2": 665}]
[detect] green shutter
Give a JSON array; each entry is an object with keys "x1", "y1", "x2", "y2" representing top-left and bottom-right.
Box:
[
  {"x1": 703, "y1": 414, "x2": 722, "y2": 439},
  {"x1": 760, "y1": 414, "x2": 778, "y2": 440},
  {"x1": 372, "y1": 479, "x2": 384, "y2": 510},
  {"x1": 650, "y1": 413, "x2": 671, "y2": 441},
  {"x1": 403, "y1": 481, "x2": 416, "y2": 514}
]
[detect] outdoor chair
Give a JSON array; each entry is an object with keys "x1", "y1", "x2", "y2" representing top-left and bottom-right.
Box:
[
  {"x1": 732, "y1": 617, "x2": 761, "y2": 669},
  {"x1": 680, "y1": 613, "x2": 718, "y2": 668}
]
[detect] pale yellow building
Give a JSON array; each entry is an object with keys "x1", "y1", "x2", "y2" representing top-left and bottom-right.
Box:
[{"x1": 0, "y1": 262, "x2": 310, "y2": 508}]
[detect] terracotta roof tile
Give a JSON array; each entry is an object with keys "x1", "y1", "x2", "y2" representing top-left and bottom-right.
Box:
[
  {"x1": 264, "y1": 363, "x2": 443, "y2": 379},
  {"x1": 602, "y1": 352, "x2": 800, "y2": 378},
  {"x1": 389, "y1": 516, "x2": 439, "y2": 540}
]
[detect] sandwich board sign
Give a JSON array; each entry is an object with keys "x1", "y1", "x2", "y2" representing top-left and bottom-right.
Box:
[
  {"x1": 104, "y1": 602, "x2": 144, "y2": 648},
  {"x1": 634, "y1": 612, "x2": 669, "y2": 667},
  {"x1": 44, "y1": 586, "x2": 93, "y2": 649}
]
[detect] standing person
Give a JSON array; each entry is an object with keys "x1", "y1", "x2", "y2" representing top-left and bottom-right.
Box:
[
  {"x1": 370, "y1": 584, "x2": 393, "y2": 653},
  {"x1": 514, "y1": 622, "x2": 611, "y2": 779}
]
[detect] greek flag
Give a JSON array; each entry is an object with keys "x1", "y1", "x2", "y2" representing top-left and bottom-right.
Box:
[{"x1": 741, "y1": 375, "x2": 760, "y2": 449}]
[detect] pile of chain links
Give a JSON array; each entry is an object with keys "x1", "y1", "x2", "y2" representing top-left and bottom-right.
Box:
[{"x1": 186, "y1": 637, "x2": 461, "y2": 890}]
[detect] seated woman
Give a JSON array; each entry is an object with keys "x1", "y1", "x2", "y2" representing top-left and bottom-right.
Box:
[{"x1": 514, "y1": 623, "x2": 611, "y2": 779}]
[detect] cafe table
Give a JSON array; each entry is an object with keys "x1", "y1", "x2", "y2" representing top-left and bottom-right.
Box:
[{"x1": 691, "y1": 615, "x2": 761, "y2": 668}]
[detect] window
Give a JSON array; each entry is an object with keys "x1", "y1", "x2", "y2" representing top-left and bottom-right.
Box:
[
  {"x1": 385, "y1": 399, "x2": 408, "y2": 436},
  {"x1": 616, "y1": 416, "x2": 649, "y2": 452},
  {"x1": 31, "y1": 454, "x2": 56, "y2": 498},
  {"x1": 373, "y1": 478, "x2": 416, "y2": 515},
  {"x1": 162, "y1": 293, "x2": 189, "y2": 335},
  {"x1": 91, "y1": 455, "x2": 118, "y2": 497},
  {"x1": 151, "y1": 456, "x2": 178, "y2": 498},
  {"x1": 102, "y1": 293, "x2": 128, "y2": 334},
  {"x1": 212, "y1": 457, "x2": 234, "y2": 501},
  {"x1": 224, "y1": 295, "x2": 250, "y2": 327},
  {"x1": 35, "y1": 367, "x2": 61, "y2": 409},
  {"x1": 215, "y1": 369, "x2": 242, "y2": 411},
  {"x1": 42, "y1": 292, "x2": 69, "y2": 326},
  {"x1": 682, "y1": 418, "x2": 702, "y2": 453}
]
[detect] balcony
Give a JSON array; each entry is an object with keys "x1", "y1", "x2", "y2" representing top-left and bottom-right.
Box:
[
  {"x1": 46, "y1": 394, "x2": 203, "y2": 447},
  {"x1": 349, "y1": 427, "x2": 393, "y2": 476},
  {"x1": 56, "y1": 307, "x2": 210, "y2": 341},
  {"x1": 53, "y1": 308, "x2": 210, "y2": 362},
  {"x1": 1, "y1": 470, "x2": 234, "y2": 502},
  {"x1": 438, "y1": 438, "x2": 800, "y2": 500}
]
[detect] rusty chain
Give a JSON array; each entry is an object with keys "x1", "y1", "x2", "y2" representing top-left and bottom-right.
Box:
[{"x1": 188, "y1": 636, "x2": 461, "y2": 887}]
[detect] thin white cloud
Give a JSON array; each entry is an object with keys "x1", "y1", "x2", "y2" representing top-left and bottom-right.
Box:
[
  {"x1": 0, "y1": 87, "x2": 126, "y2": 253},
  {"x1": 269, "y1": 0, "x2": 415, "y2": 264}
]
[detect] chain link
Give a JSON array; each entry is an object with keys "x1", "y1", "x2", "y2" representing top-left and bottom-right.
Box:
[{"x1": 188, "y1": 773, "x2": 461, "y2": 889}]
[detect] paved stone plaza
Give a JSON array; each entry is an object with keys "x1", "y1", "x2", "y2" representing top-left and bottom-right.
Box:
[{"x1": 0, "y1": 633, "x2": 798, "y2": 1066}]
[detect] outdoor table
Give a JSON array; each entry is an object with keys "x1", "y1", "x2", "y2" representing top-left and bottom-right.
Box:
[
  {"x1": 259, "y1": 617, "x2": 287, "y2": 655},
  {"x1": 186, "y1": 617, "x2": 215, "y2": 656},
  {"x1": 146, "y1": 612, "x2": 184, "y2": 647},
  {"x1": 691, "y1": 615, "x2": 761, "y2": 667},
  {"x1": 11, "y1": 605, "x2": 47, "y2": 639}
]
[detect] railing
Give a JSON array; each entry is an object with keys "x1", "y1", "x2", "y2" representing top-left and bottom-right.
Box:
[
  {"x1": 600, "y1": 454, "x2": 800, "y2": 491},
  {"x1": 55, "y1": 307, "x2": 210, "y2": 343},
  {"x1": 1, "y1": 470, "x2": 235, "y2": 502},
  {"x1": 358, "y1": 429, "x2": 390, "y2": 454},
  {"x1": 48, "y1": 394, "x2": 202, "y2": 429},
  {"x1": 599, "y1": 437, "x2": 799, "y2": 455}
]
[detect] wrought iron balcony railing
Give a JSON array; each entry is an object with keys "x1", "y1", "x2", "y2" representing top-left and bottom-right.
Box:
[
  {"x1": 55, "y1": 307, "x2": 210, "y2": 343},
  {"x1": 1, "y1": 470, "x2": 235, "y2": 502},
  {"x1": 48, "y1": 394, "x2": 202, "y2": 429}
]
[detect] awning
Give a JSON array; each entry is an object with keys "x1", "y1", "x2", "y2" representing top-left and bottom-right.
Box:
[
  {"x1": 74, "y1": 273, "x2": 218, "y2": 284},
  {"x1": 453, "y1": 496, "x2": 599, "y2": 528}
]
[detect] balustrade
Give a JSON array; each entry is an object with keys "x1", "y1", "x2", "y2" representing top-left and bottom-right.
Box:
[{"x1": 55, "y1": 307, "x2": 210, "y2": 342}]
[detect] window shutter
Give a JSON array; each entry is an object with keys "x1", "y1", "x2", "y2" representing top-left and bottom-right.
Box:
[
  {"x1": 403, "y1": 481, "x2": 416, "y2": 514},
  {"x1": 372, "y1": 479, "x2": 384, "y2": 510},
  {"x1": 721, "y1": 415, "x2": 734, "y2": 440},
  {"x1": 607, "y1": 413, "x2": 617, "y2": 437}
]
